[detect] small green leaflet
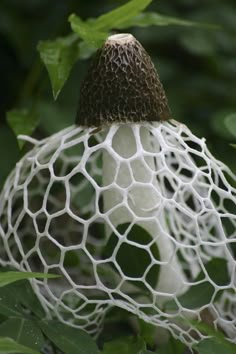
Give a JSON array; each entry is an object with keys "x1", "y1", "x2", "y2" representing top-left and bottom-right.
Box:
[
  {"x1": 69, "y1": 1, "x2": 214, "y2": 47},
  {"x1": 138, "y1": 319, "x2": 156, "y2": 347},
  {"x1": 91, "y1": 0, "x2": 152, "y2": 32},
  {"x1": 78, "y1": 40, "x2": 97, "y2": 60},
  {"x1": 191, "y1": 322, "x2": 236, "y2": 354},
  {"x1": 0, "y1": 267, "x2": 46, "y2": 318},
  {"x1": 0, "y1": 286, "x2": 27, "y2": 318},
  {"x1": 157, "y1": 337, "x2": 186, "y2": 354},
  {"x1": 4, "y1": 279, "x2": 45, "y2": 318},
  {"x1": 195, "y1": 338, "x2": 236, "y2": 354},
  {"x1": 6, "y1": 109, "x2": 39, "y2": 148},
  {"x1": 116, "y1": 11, "x2": 218, "y2": 29},
  {"x1": 0, "y1": 318, "x2": 44, "y2": 351},
  {"x1": 102, "y1": 336, "x2": 146, "y2": 354},
  {"x1": 0, "y1": 337, "x2": 40, "y2": 354},
  {"x1": 0, "y1": 271, "x2": 61, "y2": 287},
  {"x1": 38, "y1": 320, "x2": 99, "y2": 354},
  {"x1": 69, "y1": 0, "x2": 152, "y2": 47},
  {"x1": 69, "y1": 15, "x2": 107, "y2": 47},
  {"x1": 37, "y1": 34, "x2": 79, "y2": 99}
]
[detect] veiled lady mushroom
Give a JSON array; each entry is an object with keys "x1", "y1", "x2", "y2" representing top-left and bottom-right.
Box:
[
  {"x1": 0, "y1": 33, "x2": 235, "y2": 347},
  {"x1": 77, "y1": 33, "x2": 187, "y2": 303}
]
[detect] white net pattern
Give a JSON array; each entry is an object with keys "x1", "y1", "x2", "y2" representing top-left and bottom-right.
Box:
[{"x1": 0, "y1": 120, "x2": 235, "y2": 346}]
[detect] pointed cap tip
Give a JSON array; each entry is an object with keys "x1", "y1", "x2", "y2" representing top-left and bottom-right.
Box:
[{"x1": 106, "y1": 33, "x2": 135, "y2": 44}]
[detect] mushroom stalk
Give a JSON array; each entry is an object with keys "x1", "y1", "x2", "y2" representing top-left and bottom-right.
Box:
[{"x1": 102, "y1": 124, "x2": 187, "y2": 303}]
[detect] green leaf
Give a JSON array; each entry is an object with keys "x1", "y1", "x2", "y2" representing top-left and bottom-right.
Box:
[
  {"x1": 38, "y1": 34, "x2": 79, "y2": 99},
  {"x1": 92, "y1": 0, "x2": 152, "y2": 32},
  {"x1": 69, "y1": 0, "x2": 152, "y2": 47},
  {"x1": 225, "y1": 113, "x2": 236, "y2": 138},
  {"x1": 0, "y1": 267, "x2": 45, "y2": 318},
  {"x1": 9, "y1": 279, "x2": 45, "y2": 318},
  {"x1": 0, "y1": 286, "x2": 25, "y2": 318},
  {"x1": 0, "y1": 318, "x2": 44, "y2": 351},
  {"x1": 117, "y1": 11, "x2": 218, "y2": 29},
  {"x1": 0, "y1": 271, "x2": 57, "y2": 318},
  {"x1": 195, "y1": 338, "x2": 235, "y2": 354},
  {"x1": 166, "y1": 258, "x2": 229, "y2": 311},
  {"x1": 0, "y1": 271, "x2": 61, "y2": 287},
  {"x1": 0, "y1": 278, "x2": 46, "y2": 319},
  {"x1": 157, "y1": 337, "x2": 186, "y2": 354},
  {"x1": 138, "y1": 319, "x2": 156, "y2": 347},
  {"x1": 69, "y1": 4, "x2": 216, "y2": 49},
  {"x1": 105, "y1": 223, "x2": 160, "y2": 292},
  {"x1": 102, "y1": 336, "x2": 146, "y2": 354},
  {"x1": 6, "y1": 109, "x2": 39, "y2": 148},
  {"x1": 189, "y1": 320, "x2": 236, "y2": 353},
  {"x1": 78, "y1": 41, "x2": 97, "y2": 60},
  {"x1": 194, "y1": 337, "x2": 236, "y2": 354},
  {"x1": 38, "y1": 320, "x2": 99, "y2": 354},
  {"x1": 69, "y1": 15, "x2": 107, "y2": 47},
  {"x1": 0, "y1": 337, "x2": 40, "y2": 354}
]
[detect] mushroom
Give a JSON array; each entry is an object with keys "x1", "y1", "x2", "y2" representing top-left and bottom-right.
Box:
[
  {"x1": 77, "y1": 33, "x2": 188, "y2": 303},
  {"x1": 0, "y1": 33, "x2": 235, "y2": 347}
]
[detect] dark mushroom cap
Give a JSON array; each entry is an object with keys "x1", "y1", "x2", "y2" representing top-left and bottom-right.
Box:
[{"x1": 76, "y1": 33, "x2": 171, "y2": 127}]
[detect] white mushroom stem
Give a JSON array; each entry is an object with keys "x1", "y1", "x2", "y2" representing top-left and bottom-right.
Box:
[
  {"x1": 77, "y1": 32, "x2": 187, "y2": 304},
  {"x1": 103, "y1": 124, "x2": 188, "y2": 304}
]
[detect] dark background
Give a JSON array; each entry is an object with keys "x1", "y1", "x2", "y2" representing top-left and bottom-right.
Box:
[{"x1": 0, "y1": 0, "x2": 236, "y2": 187}]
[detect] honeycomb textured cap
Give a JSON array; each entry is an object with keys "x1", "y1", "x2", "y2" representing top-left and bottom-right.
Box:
[{"x1": 76, "y1": 33, "x2": 171, "y2": 126}]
